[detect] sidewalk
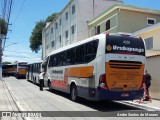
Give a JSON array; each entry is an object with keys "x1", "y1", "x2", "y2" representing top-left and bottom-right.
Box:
[
  {"x1": 120, "y1": 99, "x2": 160, "y2": 111},
  {"x1": 0, "y1": 79, "x2": 19, "y2": 111}
]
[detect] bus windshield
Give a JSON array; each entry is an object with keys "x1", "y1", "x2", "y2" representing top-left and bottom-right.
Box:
[
  {"x1": 18, "y1": 62, "x2": 27, "y2": 68},
  {"x1": 106, "y1": 35, "x2": 145, "y2": 56}
]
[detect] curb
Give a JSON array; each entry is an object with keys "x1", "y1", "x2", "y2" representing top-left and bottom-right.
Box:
[{"x1": 115, "y1": 101, "x2": 160, "y2": 111}]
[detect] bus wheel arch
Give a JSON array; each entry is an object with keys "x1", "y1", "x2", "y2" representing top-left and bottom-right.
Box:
[{"x1": 70, "y1": 82, "x2": 78, "y2": 102}]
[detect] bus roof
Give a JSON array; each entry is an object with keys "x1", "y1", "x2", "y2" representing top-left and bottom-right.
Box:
[
  {"x1": 47, "y1": 33, "x2": 140, "y2": 58},
  {"x1": 47, "y1": 34, "x2": 106, "y2": 57},
  {"x1": 27, "y1": 60, "x2": 43, "y2": 65}
]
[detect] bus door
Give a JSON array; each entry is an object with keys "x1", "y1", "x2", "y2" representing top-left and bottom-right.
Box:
[{"x1": 43, "y1": 57, "x2": 50, "y2": 87}]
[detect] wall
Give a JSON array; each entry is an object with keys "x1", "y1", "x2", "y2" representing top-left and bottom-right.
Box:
[
  {"x1": 89, "y1": 9, "x2": 119, "y2": 36},
  {"x1": 78, "y1": 0, "x2": 122, "y2": 40},
  {"x1": 118, "y1": 9, "x2": 160, "y2": 32},
  {"x1": 136, "y1": 28, "x2": 160, "y2": 50},
  {"x1": 88, "y1": 5, "x2": 160, "y2": 37},
  {"x1": 146, "y1": 56, "x2": 160, "y2": 100}
]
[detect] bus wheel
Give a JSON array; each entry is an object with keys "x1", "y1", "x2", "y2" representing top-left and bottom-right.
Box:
[{"x1": 70, "y1": 85, "x2": 78, "y2": 102}]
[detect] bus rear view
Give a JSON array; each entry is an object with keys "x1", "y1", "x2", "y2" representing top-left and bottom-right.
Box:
[{"x1": 99, "y1": 34, "x2": 145, "y2": 100}]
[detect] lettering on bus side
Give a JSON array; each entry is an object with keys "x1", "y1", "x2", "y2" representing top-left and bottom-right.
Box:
[{"x1": 52, "y1": 70, "x2": 63, "y2": 74}]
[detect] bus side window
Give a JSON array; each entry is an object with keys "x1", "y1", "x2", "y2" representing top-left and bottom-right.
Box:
[
  {"x1": 75, "y1": 45, "x2": 85, "y2": 64},
  {"x1": 85, "y1": 40, "x2": 98, "y2": 63},
  {"x1": 66, "y1": 50, "x2": 71, "y2": 65},
  {"x1": 70, "y1": 48, "x2": 76, "y2": 65},
  {"x1": 53, "y1": 54, "x2": 59, "y2": 67},
  {"x1": 59, "y1": 51, "x2": 67, "y2": 66},
  {"x1": 49, "y1": 55, "x2": 54, "y2": 67}
]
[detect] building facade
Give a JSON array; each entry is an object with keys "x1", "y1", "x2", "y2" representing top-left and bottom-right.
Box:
[
  {"x1": 42, "y1": 0, "x2": 122, "y2": 59},
  {"x1": 135, "y1": 23, "x2": 160, "y2": 100},
  {"x1": 134, "y1": 23, "x2": 160, "y2": 50},
  {"x1": 88, "y1": 4, "x2": 160, "y2": 37},
  {"x1": 146, "y1": 52, "x2": 160, "y2": 100}
]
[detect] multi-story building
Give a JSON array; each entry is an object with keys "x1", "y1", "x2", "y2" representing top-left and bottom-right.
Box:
[
  {"x1": 88, "y1": 4, "x2": 160, "y2": 38},
  {"x1": 42, "y1": 0, "x2": 122, "y2": 59}
]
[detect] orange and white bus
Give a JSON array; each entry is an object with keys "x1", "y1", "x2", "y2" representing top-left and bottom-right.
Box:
[
  {"x1": 15, "y1": 62, "x2": 27, "y2": 79},
  {"x1": 43, "y1": 33, "x2": 146, "y2": 101},
  {"x1": 2, "y1": 64, "x2": 16, "y2": 77}
]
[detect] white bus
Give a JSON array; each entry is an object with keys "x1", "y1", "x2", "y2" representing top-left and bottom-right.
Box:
[
  {"x1": 26, "y1": 61, "x2": 42, "y2": 84},
  {"x1": 43, "y1": 33, "x2": 146, "y2": 101}
]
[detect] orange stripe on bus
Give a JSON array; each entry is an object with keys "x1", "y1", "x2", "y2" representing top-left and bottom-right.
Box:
[
  {"x1": 51, "y1": 80, "x2": 67, "y2": 90},
  {"x1": 69, "y1": 66, "x2": 94, "y2": 78}
]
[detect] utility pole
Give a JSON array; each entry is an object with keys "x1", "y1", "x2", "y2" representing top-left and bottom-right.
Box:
[
  {"x1": 93, "y1": 0, "x2": 95, "y2": 18},
  {"x1": 0, "y1": 26, "x2": 2, "y2": 80}
]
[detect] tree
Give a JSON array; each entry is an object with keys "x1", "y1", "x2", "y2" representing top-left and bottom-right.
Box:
[
  {"x1": 45, "y1": 13, "x2": 59, "y2": 23},
  {"x1": 29, "y1": 21, "x2": 45, "y2": 53},
  {"x1": 0, "y1": 17, "x2": 8, "y2": 36},
  {"x1": 29, "y1": 13, "x2": 58, "y2": 53}
]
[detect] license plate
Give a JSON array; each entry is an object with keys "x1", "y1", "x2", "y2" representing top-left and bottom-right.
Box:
[{"x1": 121, "y1": 93, "x2": 129, "y2": 97}]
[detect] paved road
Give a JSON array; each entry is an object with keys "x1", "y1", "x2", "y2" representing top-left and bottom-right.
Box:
[{"x1": 1, "y1": 77, "x2": 159, "y2": 120}]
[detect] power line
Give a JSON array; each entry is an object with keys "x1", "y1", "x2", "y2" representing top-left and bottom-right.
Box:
[
  {"x1": 12, "y1": 0, "x2": 26, "y2": 23},
  {"x1": 2, "y1": 55, "x2": 29, "y2": 58},
  {"x1": 4, "y1": 50, "x2": 42, "y2": 55},
  {"x1": 1, "y1": 0, "x2": 14, "y2": 50}
]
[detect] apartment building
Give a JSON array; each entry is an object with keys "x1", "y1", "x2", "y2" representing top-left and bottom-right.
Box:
[{"x1": 42, "y1": 0, "x2": 122, "y2": 59}]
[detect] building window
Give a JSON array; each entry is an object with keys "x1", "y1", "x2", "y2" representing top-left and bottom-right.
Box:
[
  {"x1": 65, "y1": 12, "x2": 68, "y2": 20},
  {"x1": 106, "y1": 20, "x2": 110, "y2": 31},
  {"x1": 51, "y1": 27, "x2": 53, "y2": 33},
  {"x1": 55, "y1": 22, "x2": 58, "y2": 29},
  {"x1": 96, "y1": 25, "x2": 100, "y2": 35},
  {"x1": 59, "y1": 35, "x2": 61, "y2": 42},
  {"x1": 147, "y1": 18, "x2": 156, "y2": 25},
  {"x1": 145, "y1": 37, "x2": 153, "y2": 50},
  {"x1": 51, "y1": 41, "x2": 54, "y2": 47},
  {"x1": 72, "y1": 5, "x2": 75, "y2": 14},
  {"x1": 65, "y1": 30, "x2": 68, "y2": 39},
  {"x1": 59, "y1": 19, "x2": 61, "y2": 26},
  {"x1": 71, "y1": 25, "x2": 74, "y2": 34}
]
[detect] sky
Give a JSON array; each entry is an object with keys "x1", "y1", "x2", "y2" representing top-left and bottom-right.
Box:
[{"x1": 1, "y1": 0, "x2": 160, "y2": 63}]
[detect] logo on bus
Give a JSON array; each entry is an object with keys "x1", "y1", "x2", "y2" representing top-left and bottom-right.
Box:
[{"x1": 106, "y1": 45, "x2": 112, "y2": 51}]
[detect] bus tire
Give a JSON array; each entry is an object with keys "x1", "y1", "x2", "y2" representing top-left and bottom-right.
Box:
[{"x1": 70, "y1": 84, "x2": 78, "y2": 102}]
